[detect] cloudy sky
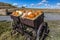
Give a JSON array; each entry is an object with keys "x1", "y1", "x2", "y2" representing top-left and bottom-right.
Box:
[{"x1": 0, "y1": 0, "x2": 60, "y2": 9}]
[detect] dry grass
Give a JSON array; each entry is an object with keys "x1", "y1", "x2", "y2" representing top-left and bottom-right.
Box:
[
  {"x1": 0, "y1": 20, "x2": 60, "y2": 40},
  {"x1": 0, "y1": 21, "x2": 25, "y2": 40},
  {"x1": 45, "y1": 20, "x2": 60, "y2": 40}
]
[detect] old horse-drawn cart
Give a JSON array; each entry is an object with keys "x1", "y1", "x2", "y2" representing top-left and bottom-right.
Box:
[{"x1": 11, "y1": 9, "x2": 49, "y2": 40}]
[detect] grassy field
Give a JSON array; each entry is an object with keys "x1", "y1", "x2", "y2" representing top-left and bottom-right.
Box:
[
  {"x1": 0, "y1": 21, "x2": 25, "y2": 40},
  {"x1": 0, "y1": 20, "x2": 60, "y2": 40},
  {"x1": 45, "y1": 20, "x2": 60, "y2": 40}
]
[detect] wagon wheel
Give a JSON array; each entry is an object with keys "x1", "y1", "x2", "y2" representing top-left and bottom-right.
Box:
[
  {"x1": 36, "y1": 22, "x2": 49, "y2": 40},
  {"x1": 36, "y1": 23, "x2": 43, "y2": 40},
  {"x1": 43, "y1": 22, "x2": 50, "y2": 34},
  {"x1": 41, "y1": 22, "x2": 50, "y2": 40}
]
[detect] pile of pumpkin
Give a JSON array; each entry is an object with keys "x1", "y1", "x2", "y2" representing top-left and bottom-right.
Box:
[
  {"x1": 11, "y1": 10, "x2": 23, "y2": 16},
  {"x1": 11, "y1": 10, "x2": 43, "y2": 18}
]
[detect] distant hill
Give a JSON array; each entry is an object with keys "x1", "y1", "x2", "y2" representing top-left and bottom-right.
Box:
[{"x1": 0, "y1": 2, "x2": 17, "y2": 9}]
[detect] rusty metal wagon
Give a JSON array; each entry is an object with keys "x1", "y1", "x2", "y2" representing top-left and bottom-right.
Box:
[{"x1": 10, "y1": 10, "x2": 49, "y2": 40}]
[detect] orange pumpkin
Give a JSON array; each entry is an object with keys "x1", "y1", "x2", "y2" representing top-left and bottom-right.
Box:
[
  {"x1": 11, "y1": 11, "x2": 16, "y2": 16},
  {"x1": 29, "y1": 10, "x2": 32, "y2": 12},
  {"x1": 12, "y1": 11, "x2": 19, "y2": 16},
  {"x1": 15, "y1": 12, "x2": 19, "y2": 16},
  {"x1": 34, "y1": 12, "x2": 39, "y2": 16},
  {"x1": 27, "y1": 14, "x2": 35, "y2": 18}
]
